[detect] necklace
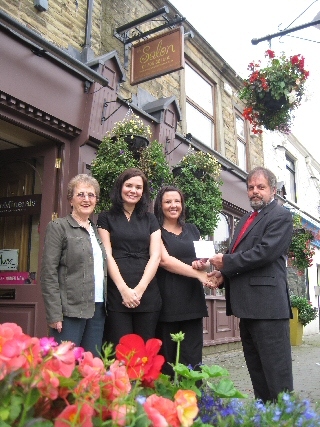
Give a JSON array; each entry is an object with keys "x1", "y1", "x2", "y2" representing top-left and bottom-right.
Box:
[{"x1": 123, "y1": 209, "x2": 134, "y2": 221}]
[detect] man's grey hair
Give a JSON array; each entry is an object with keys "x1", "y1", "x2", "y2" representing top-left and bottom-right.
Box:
[{"x1": 246, "y1": 167, "x2": 277, "y2": 189}]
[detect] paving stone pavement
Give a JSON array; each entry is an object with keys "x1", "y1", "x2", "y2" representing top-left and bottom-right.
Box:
[{"x1": 203, "y1": 333, "x2": 320, "y2": 406}]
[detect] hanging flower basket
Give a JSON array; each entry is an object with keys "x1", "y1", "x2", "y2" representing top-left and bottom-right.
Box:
[
  {"x1": 260, "y1": 92, "x2": 287, "y2": 111},
  {"x1": 239, "y1": 50, "x2": 309, "y2": 134},
  {"x1": 91, "y1": 111, "x2": 173, "y2": 211},
  {"x1": 110, "y1": 134, "x2": 149, "y2": 159}
]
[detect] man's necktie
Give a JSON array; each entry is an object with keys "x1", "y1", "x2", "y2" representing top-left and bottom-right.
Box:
[{"x1": 231, "y1": 211, "x2": 258, "y2": 253}]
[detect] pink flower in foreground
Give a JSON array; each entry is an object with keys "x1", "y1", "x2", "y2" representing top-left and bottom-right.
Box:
[
  {"x1": 40, "y1": 336, "x2": 58, "y2": 356},
  {"x1": 174, "y1": 390, "x2": 199, "y2": 427},
  {"x1": 36, "y1": 368, "x2": 60, "y2": 400},
  {"x1": 54, "y1": 403, "x2": 94, "y2": 427},
  {"x1": 44, "y1": 341, "x2": 75, "y2": 378},
  {"x1": 103, "y1": 360, "x2": 131, "y2": 400},
  {"x1": 111, "y1": 404, "x2": 134, "y2": 427},
  {"x1": 78, "y1": 351, "x2": 105, "y2": 377},
  {"x1": 74, "y1": 373, "x2": 102, "y2": 402},
  {"x1": 0, "y1": 323, "x2": 37, "y2": 378},
  {"x1": 73, "y1": 346, "x2": 84, "y2": 362},
  {"x1": 143, "y1": 394, "x2": 180, "y2": 427}
]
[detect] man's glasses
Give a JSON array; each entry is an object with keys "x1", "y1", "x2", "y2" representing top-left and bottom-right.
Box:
[{"x1": 76, "y1": 192, "x2": 97, "y2": 200}]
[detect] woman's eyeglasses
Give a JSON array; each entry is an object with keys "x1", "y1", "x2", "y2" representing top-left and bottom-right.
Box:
[{"x1": 76, "y1": 192, "x2": 97, "y2": 200}]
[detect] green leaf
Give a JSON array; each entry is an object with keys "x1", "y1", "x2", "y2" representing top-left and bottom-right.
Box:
[
  {"x1": 201, "y1": 364, "x2": 230, "y2": 378},
  {"x1": 207, "y1": 378, "x2": 248, "y2": 398}
]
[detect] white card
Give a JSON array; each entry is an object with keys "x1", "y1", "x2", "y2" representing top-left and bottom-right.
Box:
[{"x1": 193, "y1": 240, "x2": 214, "y2": 258}]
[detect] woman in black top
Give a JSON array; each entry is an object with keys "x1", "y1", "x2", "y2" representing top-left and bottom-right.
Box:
[
  {"x1": 97, "y1": 168, "x2": 162, "y2": 347},
  {"x1": 154, "y1": 185, "x2": 214, "y2": 377}
]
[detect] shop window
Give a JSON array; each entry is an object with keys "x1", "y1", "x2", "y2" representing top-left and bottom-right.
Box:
[
  {"x1": 213, "y1": 213, "x2": 231, "y2": 254},
  {"x1": 185, "y1": 64, "x2": 215, "y2": 148}
]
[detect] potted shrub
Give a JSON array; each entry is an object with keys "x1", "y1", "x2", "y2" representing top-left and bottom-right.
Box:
[
  {"x1": 173, "y1": 147, "x2": 223, "y2": 237},
  {"x1": 289, "y1": 295, "x2": 318, "y2": 345},
  {"x1": 288, "y1": 214, "x2": 315, "y2": 276},
  {"x1": 239, "y1": 50, "x2": 309, "y2": 134}
]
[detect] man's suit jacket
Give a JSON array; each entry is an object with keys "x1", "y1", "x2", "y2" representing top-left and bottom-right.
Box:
[{"x1": 221, "y1": 200, "x2": 293, "y2": 319}]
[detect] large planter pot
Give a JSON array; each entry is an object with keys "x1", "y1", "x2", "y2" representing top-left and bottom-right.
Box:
[{"x1": 290, "y1": 307, "x2": 303, "y2": 346}]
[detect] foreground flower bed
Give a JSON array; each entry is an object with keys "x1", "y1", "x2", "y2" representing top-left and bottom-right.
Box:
[{"x1": 1, "y1": 323, "x2": 320, "y2": 426}]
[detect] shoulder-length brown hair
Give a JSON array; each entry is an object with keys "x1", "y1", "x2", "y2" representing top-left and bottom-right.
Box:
[
  {"x1": 154, "y1": 185, "x2": 185, "y2": 226},
  {"x1": 110, "y1": 168, "x2": 150, "y2": 217}
]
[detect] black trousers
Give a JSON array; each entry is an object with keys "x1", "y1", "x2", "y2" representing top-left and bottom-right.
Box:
[
  {"x1": 240, "y1": 318, "x2": 293, "y2": 402},
  {"x1": 103, "y1": 310, "x2": 160, "y2": 349},
  {"x1": 155, "y1": 318, "x2": 203, "y2": 378}
]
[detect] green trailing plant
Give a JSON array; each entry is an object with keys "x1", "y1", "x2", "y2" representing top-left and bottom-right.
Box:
[
  {"x1": 239, "y1": 50, "x2": 309, "y2": 134},
  {"x1": 290, "y1": 295, "x2": 318, "y2": 326},
  {"x1": 288, "y1": 213, "x2": 315, "y2": 275},
  {"x1": 173, "y1": 148, "x2": 223, "y2": 237}
]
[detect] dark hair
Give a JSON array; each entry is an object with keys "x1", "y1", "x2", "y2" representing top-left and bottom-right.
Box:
[
  {"x1": 246, "y1": 167, "x2": 277, "y2": 190},
  {"x1": 110, "y1": 168, "x2": 150, "y2": 217},
  {"x1": 154, "y1": 185, "x2": 185, "y2": 226},
  {"x1": 67, "y1": 174, "x2": 100, "y2": 201}
]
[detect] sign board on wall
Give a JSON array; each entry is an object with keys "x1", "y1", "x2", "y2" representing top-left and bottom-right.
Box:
[
  {"x1": 0, "y1": 271, "x2": 36, "y2": 285},
  {"x1": 0, "y1": 194, "x2": 42, "y2": 217},
  {"x1": 0, "y1": 249, "x2": 19, "y2": 271},
  {"x1": 131, "y1": 26, "x2": 184, "y2": 85}
]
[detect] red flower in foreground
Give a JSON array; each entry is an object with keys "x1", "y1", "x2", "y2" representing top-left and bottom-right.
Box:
[{"x1": 115, "y1": 334, "x2": 164, "y2": 386}]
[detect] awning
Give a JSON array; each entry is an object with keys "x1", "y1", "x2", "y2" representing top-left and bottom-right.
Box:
[
  {"x1": 220, "y1": 169, "x2": 251, "y2": 212},
  {"x1": 300, "y1": 217, "x2": 320, "y2": 249}
]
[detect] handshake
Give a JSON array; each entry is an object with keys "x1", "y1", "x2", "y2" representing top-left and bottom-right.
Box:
[{"x1": 192, "y1": 253, "x2": 225, "y2": 290}]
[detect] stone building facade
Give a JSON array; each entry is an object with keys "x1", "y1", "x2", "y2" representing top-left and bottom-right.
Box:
[{"x1": 0, "y1": 0, "x2": 264, "y2": 344}]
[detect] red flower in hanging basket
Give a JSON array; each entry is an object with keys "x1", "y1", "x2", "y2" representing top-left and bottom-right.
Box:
[{"x1": 239, "y1": 50, "x2": 309, "y2": 134}]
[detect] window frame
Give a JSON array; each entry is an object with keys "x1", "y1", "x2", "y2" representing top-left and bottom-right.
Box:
[
  {"x1": 235, "y1": 111, "x2": 249, "y2": 171},
  {"x1": 184, "y1": 62, "x2": 216, "y2": 149},
  {"x1": 285, "y1": 153, "x2": 297, "y2": 203}
]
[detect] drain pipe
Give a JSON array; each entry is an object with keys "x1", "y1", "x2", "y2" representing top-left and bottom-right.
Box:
[{"x1": 81, "y1": 0, "x2": 94, "y2": 63}]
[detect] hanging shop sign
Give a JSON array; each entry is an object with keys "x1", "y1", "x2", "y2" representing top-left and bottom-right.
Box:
[
  {"x1": 131, "y1": 26, "x2": 184, "y2": 85},
  {"x1": 0, "y1": 194, "x2": 42, "y2": 217}
]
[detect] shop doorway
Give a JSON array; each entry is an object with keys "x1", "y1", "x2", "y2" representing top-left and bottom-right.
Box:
[{"x1": 0, "y1": 155, "x2": 48, "y2": 337}]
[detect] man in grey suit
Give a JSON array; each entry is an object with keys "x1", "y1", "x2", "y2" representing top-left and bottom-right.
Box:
[{"x1": 208, "y1": 166, "x2": 293, "y2": 402}]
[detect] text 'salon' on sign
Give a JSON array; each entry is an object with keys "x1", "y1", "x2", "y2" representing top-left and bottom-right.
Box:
[{"x1": 130, "y1": 27, "x2": 184, "y2": 85}]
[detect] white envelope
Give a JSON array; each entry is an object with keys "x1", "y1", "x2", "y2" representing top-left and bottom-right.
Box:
[{"x1": 193, "y1": 240, "x2": 214, "y2": 258}]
